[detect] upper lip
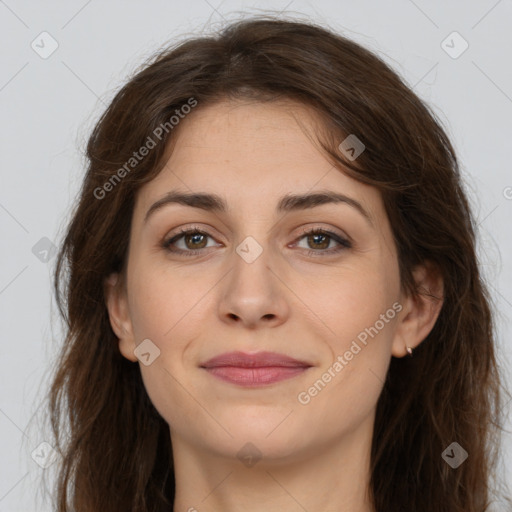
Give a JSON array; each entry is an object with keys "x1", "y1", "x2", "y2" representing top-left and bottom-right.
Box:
[{"x1": 200, "y1": 351, "x2": 312, "y2": 368}]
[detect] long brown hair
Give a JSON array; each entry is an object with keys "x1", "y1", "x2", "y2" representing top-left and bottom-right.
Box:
[{"x1": 42, "y1": 14, "x2": 510, "y2": 511}]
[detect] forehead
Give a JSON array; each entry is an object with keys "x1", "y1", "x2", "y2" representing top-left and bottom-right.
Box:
[{"x1": 134, "y1": 99, "x2": 383, "y2": 221}]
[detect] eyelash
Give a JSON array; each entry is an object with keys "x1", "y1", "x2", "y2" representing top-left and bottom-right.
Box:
[{"x1": 161, "y1": 225, "x2": 352, "y2": 257}]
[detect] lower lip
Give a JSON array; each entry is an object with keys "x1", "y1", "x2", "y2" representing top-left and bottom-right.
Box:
[{"x1": 203, "y1": 366, "x2": 309, "y2": 386}]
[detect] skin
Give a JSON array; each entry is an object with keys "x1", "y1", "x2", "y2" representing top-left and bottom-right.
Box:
[{"x1": 105, "y1": 99, "x2": 443, "y2": 512}]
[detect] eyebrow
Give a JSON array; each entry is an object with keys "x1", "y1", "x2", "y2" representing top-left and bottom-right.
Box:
[{"x1": 144, "y1": 190, "x2": 373, "y2": 226}]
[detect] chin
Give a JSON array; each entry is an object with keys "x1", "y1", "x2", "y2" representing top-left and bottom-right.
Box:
[{"x1": 218, "y1": 416, "x2": 311, "y2": 456}]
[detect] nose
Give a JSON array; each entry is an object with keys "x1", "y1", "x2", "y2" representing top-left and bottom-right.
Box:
[{"x1": 217, "y1": 243, "x2": 289, "y2": 330}]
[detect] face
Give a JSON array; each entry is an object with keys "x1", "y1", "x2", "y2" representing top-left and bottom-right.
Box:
[{"x1": 106, "y1": 99, "x2": 415, "y2": 465}]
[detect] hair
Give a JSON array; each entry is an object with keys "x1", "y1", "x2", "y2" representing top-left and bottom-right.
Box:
[{"x1": 42, "y1": 14, "x2": 510, "y2": 512}]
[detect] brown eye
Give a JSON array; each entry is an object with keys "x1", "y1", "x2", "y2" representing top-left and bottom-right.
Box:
[
  {"x1": 294, "y1": 228, "x2": 351, "y2": 256},
  {"x1": 306, "y1": 232, "x2": 330, "y2": 250},
  {"x1": 162, "y1": 228, "x2": 218, "y2": 256},
  {"x1": 162, "y1": 227, "x2": 351, "y2": 258},
  {"x1": 182, "y1": 232, "x2": 208, "y2": 250}
]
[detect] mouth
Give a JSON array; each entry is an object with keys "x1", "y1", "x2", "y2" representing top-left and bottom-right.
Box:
[{"x1": 200, "y1": 351, "x2": 313, "y2": 387}]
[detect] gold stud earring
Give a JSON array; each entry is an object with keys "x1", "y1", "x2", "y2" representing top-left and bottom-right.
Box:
[{"x1": 406, "y1": 346, "x2": 413, "y2": 356}]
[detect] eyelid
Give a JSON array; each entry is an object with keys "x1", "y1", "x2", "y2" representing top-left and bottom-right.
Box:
[
  {"x1": 162, "y1": 224, "x2": 221, "y2": 247},
  {"x1": 163, "y1": 223, "x2": 349, "y2": 242},
  {"x1": 163, "y1": 223, "x2": 224, "y2": 243},
  {"x1": 294, "y1": 224, "x2": 351, "y2": 243}
]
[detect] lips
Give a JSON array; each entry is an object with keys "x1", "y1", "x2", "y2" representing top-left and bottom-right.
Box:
[
  {"x1": 200, "y1": 351, "x2": 312, "y2": 387},
  {"x1": 201, "y1": 351, "x2": 311, "y2": 368}
]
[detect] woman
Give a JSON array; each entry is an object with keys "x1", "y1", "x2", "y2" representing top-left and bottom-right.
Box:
[{"x1": 44, "y1": 15, "x2": 510, "y2": 512}]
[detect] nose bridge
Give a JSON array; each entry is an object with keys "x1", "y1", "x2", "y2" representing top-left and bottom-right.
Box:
[
  {"x1": 230, "y1": 232, "x2": 276, "y2": 300},
  {"x1": 229, "y1": 210, "x2": 277, "y2": 279},
  {"x1": 217, "y1": 229, "x2": 288, "y2": 327}
]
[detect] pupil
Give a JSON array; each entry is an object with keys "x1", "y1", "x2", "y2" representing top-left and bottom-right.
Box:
[
  {"x1": 187, "y1": 233, "x2": 206, "y2": 249},
  {"x1": 310, "y1": 234, "x2": 328, "y2": 249}
]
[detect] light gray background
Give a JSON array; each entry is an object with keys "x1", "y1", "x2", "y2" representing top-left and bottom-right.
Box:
[{"x1": 1, "y1": 1, "x2": 511, "y2": 510}]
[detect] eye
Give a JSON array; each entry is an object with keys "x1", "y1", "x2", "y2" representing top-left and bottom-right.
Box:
[
  {"x1": 161, "y1": 226, "x2": 352, "y2": 257},
  {"x1": 293, "y1": 228, "x2": 352, "y2": 256},
  {"x1": 161, "y1": 226, "x2": 219, "y2": 256}
]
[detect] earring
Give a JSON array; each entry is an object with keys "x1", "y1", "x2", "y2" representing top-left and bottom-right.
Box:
[{"x1": 406, "y1": 346, "x2": 413, "y2": 356}]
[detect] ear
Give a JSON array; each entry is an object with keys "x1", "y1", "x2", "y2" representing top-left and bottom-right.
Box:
[
  {"x1": 392, "y1": 262, "x2": 444, "y2": 358},
  {"x1": 104, "y1": 272, "x2": 138, "y2": 362}
]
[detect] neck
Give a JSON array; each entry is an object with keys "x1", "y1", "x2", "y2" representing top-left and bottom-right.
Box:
[{"x1": 171, "y1": 416, "x2": 376, "y2": 512}]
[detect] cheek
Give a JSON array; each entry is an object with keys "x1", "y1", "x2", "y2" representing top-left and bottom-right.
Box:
[
  {"x1": 297, "y1": 260, "x2": 398, "y2": 342},
  {"x1": 296, "y1": 279, "x2": 398, "y2": 435},
  {"x1": 294, "y1": 260, "x2": 399, "y2": 410},
  {"x1": 128, "y1": 262, "x2": 207, "y2": 345},
  {"x1": 127, "y1": 267, "x2": 207, "y2": 426}
]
